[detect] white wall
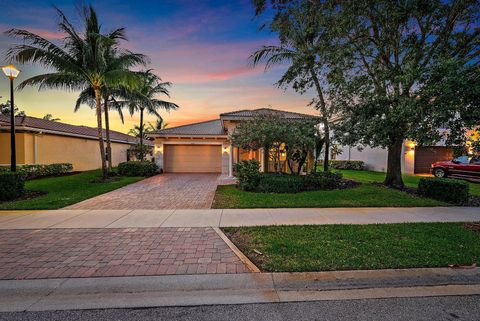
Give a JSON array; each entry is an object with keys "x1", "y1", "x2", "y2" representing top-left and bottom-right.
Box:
[{"x1": 336, "y1": 143, "x2": 415, "y2": 175}]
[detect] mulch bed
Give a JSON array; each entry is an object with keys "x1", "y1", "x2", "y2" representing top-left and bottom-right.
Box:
[{"x1": 0, "y1": 190, "x2": 46, "y2": 205}]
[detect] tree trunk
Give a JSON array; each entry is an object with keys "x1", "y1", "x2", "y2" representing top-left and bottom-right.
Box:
[
  {"x1": 309, "y1": 69, "x2": 330, "y2": 172},
  {"x1": 94, "y1": 88, "x2": 107, "y2": 180},
  {"x1": 323, "y1": 119, "x2": 330, "y2": 171},
  {"x1": 139, "y1": 107, "x2": 144, "y2": 161},
  {"x1": 263, "y1": 145, "x2": 269, "y2": 172},
  {"x1": 297, "y1": 151, "x2": 307, "y2": 174},
  {"x1": 384, "y1": 137, "x2": 404, "y2": 188},
  {"x1": 103, "y1": 96, "x2": 112, "y2": 173}
]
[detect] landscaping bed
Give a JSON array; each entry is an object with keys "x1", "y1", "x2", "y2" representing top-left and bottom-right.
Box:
[
  {"x1": 213, "y1": 184, "x2": 445, "y2": 208},
  {"x1": 223, "y1": 223, "x2": 480, "y2": 272},
  {"x1": 0, "y1": 169, "x2": 144, "y2": 210}
]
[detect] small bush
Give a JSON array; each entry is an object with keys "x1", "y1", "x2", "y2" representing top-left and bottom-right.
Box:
[
  {"x1": 0, "y1": 172, "x2": 25, "y2": 201},
  {"x1": 118, "y1": 161, "x2": 158, "y2": 177},
  {"x1": 418, "y1": 177, "x2": 469, "y2": 204},
  {"x1": 257, "y1": 174, "x2": 304, "y2": 193},
  {"x1": 234, "y1": 159, "x2": 262, "y2": 191},
  {"x1": 329, "y1": 160, "x2": 365, "y2": 170},
  {"x1": 303, "y1": 171, "x2": 344, "y2": 191}
]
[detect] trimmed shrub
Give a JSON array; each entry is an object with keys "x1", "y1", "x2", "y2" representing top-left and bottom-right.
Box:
[
  {"x1": 0, "y1": 172, "x2": 25, "y2": 201},
  {"x1": 0, "y1": 163, "x2": 73, "y2": 180},
  {"x1": 329, "y1": 160, "x2": 365, "y2": 170},
  {"x1": 118, "y1": 161, "x2": 158, "y2": 177},
  {"x1": 303, "y1": 171, "x2": 344, "y2": 191},
  {"x1": 257, "y1": 174, "x2": 304, "y2": 193},
  {"x1": 235, "y1": 159, "x2": 262, "y2": 191},
  {"x1": 418, "y1": 177, "x2": 469, "y2": 204}
]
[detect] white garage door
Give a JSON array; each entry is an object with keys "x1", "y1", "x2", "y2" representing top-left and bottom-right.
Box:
[{"x1": 164, "y1": 145, "x2": 222, "y2": 173}]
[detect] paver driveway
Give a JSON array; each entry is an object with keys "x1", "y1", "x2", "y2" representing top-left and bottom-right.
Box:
[
  {"x1": 67, "y1": 173, "x2": 221, "y2": 210},
  {"x1": 0, "y1": 227, "x2": 250, "y2": 280}
]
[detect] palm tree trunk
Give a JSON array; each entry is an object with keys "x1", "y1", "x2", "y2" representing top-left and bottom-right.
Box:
[
  {"x1": 309, "y1": 68, "x2": 330, "y2": 171},
  {"x1": 103, "y1": 95, "x2": 112, "y2": 172},
  {"x1": 139, "y1": 107, "x2": 144, "y2": 161},
  {"x1": 94, "y1": 88, "x2": 107, "y2": 180}
]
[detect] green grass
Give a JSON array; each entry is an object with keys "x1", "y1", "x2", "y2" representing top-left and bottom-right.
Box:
[
  {"x1": 223, "y1": 223, "x2": 480, "y2": 271},
  {"x1": 213, "y1": 184, "x2": 444, "y2": 208},
  {"x1": 0, "y1": 170, "x2": 143, "y2": 210},
  {"x1": 336, "y1": 169, "x2": 480, "y2": 196}
]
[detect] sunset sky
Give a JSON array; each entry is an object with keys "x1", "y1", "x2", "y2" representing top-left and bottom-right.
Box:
[{"x1": 0, "y1": 0, "x2": 316, "y2": 133}]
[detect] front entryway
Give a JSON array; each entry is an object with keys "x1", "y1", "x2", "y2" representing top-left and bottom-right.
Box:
[
  {"x1": 66, "y1": 173, "x2": 221, "y2": 209},
  {"x1": 164, "y1": 145, "x2": 222, "y2": 173}
]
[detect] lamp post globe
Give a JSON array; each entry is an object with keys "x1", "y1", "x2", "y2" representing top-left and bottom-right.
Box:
[{"x1": 2, "y1": 64, "x2": 21, "y2": 172}]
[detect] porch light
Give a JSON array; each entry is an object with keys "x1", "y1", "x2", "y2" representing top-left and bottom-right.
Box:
[{"x1": 407, "y1": 141, "x2": 416, "y2": 149}]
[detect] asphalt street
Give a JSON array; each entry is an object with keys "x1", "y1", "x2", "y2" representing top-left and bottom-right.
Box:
[{"x1": 1, "y1": 295, "x2": 478, "y2": 321}]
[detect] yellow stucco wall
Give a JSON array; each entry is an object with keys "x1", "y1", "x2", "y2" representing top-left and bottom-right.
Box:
[{"x1": 0, "y1": 131, "x2": 132, "y2": 171}]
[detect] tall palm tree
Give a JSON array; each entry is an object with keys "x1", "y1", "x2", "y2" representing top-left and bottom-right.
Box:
[
  {"x1": 75, "y1": 86, "x2": 127, "y2": 172},
  {"x1": 118, "y1": 70, "x2": 178, "y2": 160},
  {"x1": 6, "y1": 5, "x2": 146, "y2": 179},
  {"x1": 249, "y1": 4, "x2": 333, "y2": 171}
]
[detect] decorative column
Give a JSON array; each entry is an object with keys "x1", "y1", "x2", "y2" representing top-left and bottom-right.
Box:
[{"x1": 229, "y1": 144, "x2": 233, "y2": 177}]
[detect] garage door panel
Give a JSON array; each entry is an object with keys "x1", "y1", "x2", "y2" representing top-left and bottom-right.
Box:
[
  {"x1": 414, "y1": 146, "x2": 453, "y2": 174},
  {"x1": 164, "y1": 145, "x2": 221, "y2": 173}
]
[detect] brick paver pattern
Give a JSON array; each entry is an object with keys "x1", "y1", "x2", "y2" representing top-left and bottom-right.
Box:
[
  {"x1": 66, "y1": 173, "x2": 221, "y2": 209},
  {"x1": 0, "y1": 227, "x2": 249, "y2": 280}
]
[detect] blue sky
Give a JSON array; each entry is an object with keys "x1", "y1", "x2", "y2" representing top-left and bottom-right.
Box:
[{"x1": 0, "y1": 0, "x2": 315, "y2": 132}]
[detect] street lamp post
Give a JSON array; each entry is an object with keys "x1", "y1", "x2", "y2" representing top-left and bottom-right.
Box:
[{"x1": 2, "y1": 64, "x2": 20, "y2": 172}]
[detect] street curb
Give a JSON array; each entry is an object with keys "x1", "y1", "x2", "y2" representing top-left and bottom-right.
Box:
[
  {"x1": 1, "y1": 267, "x2": 478, "y2": 312},
  {"x1": 213, "y1": 227, "x2": 260, "y2": 272}
]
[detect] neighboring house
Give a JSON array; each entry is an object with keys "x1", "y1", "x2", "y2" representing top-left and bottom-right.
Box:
[
  {"x1": 335, "y1": 141, "x2": 453, "y2": 175},
  {"x1": 0, "y1": 115, "x2": 144, "y2": 171},
  {"x1": 148, "y1": 108, "x2": 318, "y2": 176}
]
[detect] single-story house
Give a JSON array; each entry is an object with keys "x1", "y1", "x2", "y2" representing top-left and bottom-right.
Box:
[
  {"x1": 149, "y1": 108, "x2": 318, "y2": 176},
  {"x1": 0, "y1": 115, "x2": 143, "y2": 171},
  {"x1": 335, "y1": 140, "x2": 453, "y2": 175}
]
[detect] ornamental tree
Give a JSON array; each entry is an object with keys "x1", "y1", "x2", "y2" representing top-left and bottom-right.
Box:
[{"x1": 329, "y1": 0, "x2": 480, "y2": 187}]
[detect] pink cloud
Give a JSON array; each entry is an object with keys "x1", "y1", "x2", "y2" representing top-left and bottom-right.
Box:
[{"x1": 27, "y1": 28, "x2": 64, "y2": 40}]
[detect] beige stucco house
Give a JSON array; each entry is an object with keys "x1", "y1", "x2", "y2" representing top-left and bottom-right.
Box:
[
  {"x1": 0, "y1": 115, "x2": 141, "y2": 171},
  {"x1": 149, "y1": 108, "x2": 318, "y2": 176}
]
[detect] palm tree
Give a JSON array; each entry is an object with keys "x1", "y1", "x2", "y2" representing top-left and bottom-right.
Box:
[
  {"x1": 249, "y1": 4, "x2": 333, "y2": 171},
  {"x1": 6, "y1": 5, "x2": 146, "y2": 179},
  {"x1": 42, "y1": 114, "x2": 60, "y2": 121},
  {"x1": 119, "y1": 70, "x2": 178, "y2": 160},
  {"x1": 146, "y1": 117, "x2": 168, "y2": 131}
]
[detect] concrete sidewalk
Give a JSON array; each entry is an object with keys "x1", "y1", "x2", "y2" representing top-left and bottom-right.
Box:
[
  {"x1": 1, "y1": 267, "x2": 479, "y2": 312},
  {"x1": 1, "y1": 207, "x2": 480, "y2": 229}
]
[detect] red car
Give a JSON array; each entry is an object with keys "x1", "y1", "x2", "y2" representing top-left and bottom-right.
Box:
[{"x1": 431, "y1": 156, "x2": 480, "y2": 178}]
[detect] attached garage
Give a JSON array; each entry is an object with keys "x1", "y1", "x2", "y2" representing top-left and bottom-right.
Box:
[
  {"x1": 414, "y1": 146, "x2": 453, "y2": 174},
  {"x1": 163, "y1": 144, "x2": 222, "y2": 173}
]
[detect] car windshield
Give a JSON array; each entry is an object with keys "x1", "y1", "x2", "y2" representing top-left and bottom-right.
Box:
[{"x1": 454, "y1": 156, "x2": 470, "y2": 164}]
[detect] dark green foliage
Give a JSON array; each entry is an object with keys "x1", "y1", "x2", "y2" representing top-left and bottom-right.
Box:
[
  {"x1": 257, "y1": 174, "x2": 304, "y2": 193},
  {"x1": 418, "y1": 178, "x2": 469, "y2": 205},
  {"x1": 303, "y1": 171, "x2": 343, "y2": 191},
  {"x1": 0, "y1": 172, "x2": 25, "y2": 201},
  {"x1": 118, "y1": 161, "x2": 158, "y2": 177},
  {"x1": 328, "y1": 160, "x2": 365, "y2": 170},
  {"x1": 234, "y1": 159, "x2": 262, "y2": 191}
]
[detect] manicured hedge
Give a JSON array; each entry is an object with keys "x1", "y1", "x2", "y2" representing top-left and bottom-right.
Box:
[
  {"x1": 0, "y1": 172, "x2": 25, "y2": 201},
  {"x1": 418, "y1": 177, "x2": 469, "y2": 204},
  {"x1": 303, "y1": 171, "x2": 343, "y2": 191},
  {"x1": 257, "y1": 174, "x2": 304, "y2": 193},
  {"x1": 329, "y1": 160, "x2": 365, "y2": 170},
  {"x1": 0, "y1": 163, "x2": 73, "y2": 180},
  {"x1": 118, "y1": 161, "x2": 158, "y2": 177}
]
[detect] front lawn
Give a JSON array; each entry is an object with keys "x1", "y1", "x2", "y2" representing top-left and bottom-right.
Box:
[
  {"x1": 213, "y1": 184, "x2": 444, "y2": 208},
  {"x1": 336, "y1": 169, "x2": 480, "y2": 196},
  {"x1": 0, "y1": 170, "x2": 144, "y2": 210},
  {"x1": 223, "y1": 223, "x2": 480, "y2": 271}
]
